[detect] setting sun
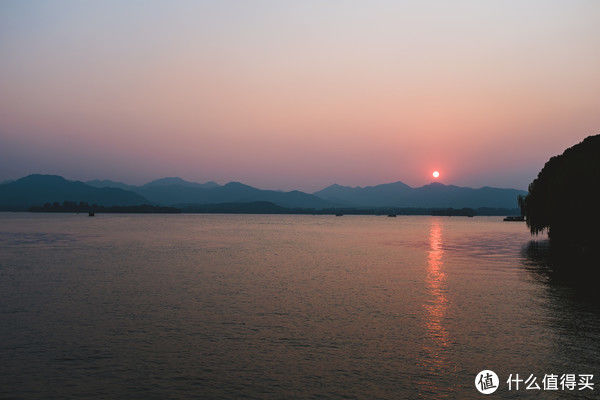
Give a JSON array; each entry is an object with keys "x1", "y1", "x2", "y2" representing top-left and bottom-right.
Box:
[{"x1": 433, "y1": 171, "x2": 440, "y2": 179}]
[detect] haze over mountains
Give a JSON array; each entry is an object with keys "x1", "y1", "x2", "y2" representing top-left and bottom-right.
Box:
[
  {"x1": 0, "y1": 175, "x2": 147, "y2": 209},
  {"x1": 86, "y1": 177, "x2": 331, "y2": 209},
  {"x1": 0, "y1": 174, "x2": 526, "y2": 211},
  {"x1": 315, "y1": 182, "x2": 526, "y2": 209}
]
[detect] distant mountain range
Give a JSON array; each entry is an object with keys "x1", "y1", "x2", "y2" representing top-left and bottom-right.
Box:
[
  {"x1": 87, "y1": 177, "x2": 331, "y2": 208},
  {"x1": 86, "y1": 177, "x2": 219, "y2": 192},
  {"x1": 0, "y1": 175, "x2": 146, "y2": 210},
  {"x1": 315, "y1": 181, "x2": 526, "y2": 209},
  {"x1": 0, "y1": 174, "x2": 527, "y2": 211}
]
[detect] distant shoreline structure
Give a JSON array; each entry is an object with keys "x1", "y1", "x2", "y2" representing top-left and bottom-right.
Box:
[{"x1": 18, "y1": 200, "x2": 520, "y2": 216}]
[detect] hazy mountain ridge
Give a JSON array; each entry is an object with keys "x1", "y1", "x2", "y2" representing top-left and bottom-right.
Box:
[
  {"x1": 86, "y1": 179, "x2": 138, "y2": 191},
  {"x1": 2, "y1": 174, "x2": 526, "y2": 210},
  {"x1": 136, "y1": 181, "x2": 332, "y2": 208},
  {"x1": 87, "y1": 178, "x2": 331, "y2": 208},
  {"x1": 0, "y1": 175, "x2": 148, "y2": 210},
  {"x1": 314, "y1": 181, "x2": 526, "y2": 208},
  {"x1": 1, "y1": 175, "x2": 332, "y2": 209},
  {"x1": 314, "y1": 181, "x2": 413, "y2": 206},
  {"x1": 141, "y1": 177, "x2": 219, "y2": 189}
]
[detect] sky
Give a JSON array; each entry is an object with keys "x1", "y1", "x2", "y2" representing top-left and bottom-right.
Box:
[{"x1": 1, "y1": 0, "x2": 599, "y2": 192}]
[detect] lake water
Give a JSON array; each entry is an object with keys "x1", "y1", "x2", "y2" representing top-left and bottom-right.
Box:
[{"x1": 1, "y1": 213, "x2": 599, "y2": 399}]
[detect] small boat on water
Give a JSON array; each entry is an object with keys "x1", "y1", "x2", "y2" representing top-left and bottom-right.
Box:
[
  {"x1": 88, "y1": 210, "x2": 95, "y2": 217},
  {"x1": 503, "y1": 216, "x2": 524, "y2": 221},
  {"x1": 335, "y1": 213, "x2": 344, "y2": 217},
  {"x1": 387, "y1": 214, "x2": 396, "y2": 217}
]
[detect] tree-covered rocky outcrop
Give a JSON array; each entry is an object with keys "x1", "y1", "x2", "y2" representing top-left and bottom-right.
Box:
[{"x1": 519, "y1": 134, "x2": 600, "y2": 248}]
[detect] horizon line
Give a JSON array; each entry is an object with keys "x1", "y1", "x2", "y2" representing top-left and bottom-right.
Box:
[{"x1": 4, "y1": 173, "x2": 529, "y2": 193}]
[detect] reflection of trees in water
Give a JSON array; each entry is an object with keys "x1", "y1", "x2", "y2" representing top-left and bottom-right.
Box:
[
  {"x1": 521, "y1": 240, "x2": 600, "y2": 304},
  {"x1": 521, "y1": 240, "x2": 600, "y2": 378},
  {"x1": 522, "y1": 240, "x2": 600, "y2": 364}
]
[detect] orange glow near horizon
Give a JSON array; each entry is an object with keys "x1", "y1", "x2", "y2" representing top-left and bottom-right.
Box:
[{"x1": 432, "y1": 171, "x2": 440, "y2": 179}]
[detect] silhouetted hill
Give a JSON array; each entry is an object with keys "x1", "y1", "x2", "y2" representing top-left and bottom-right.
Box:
[
  {"x1": 410, "y1": 183, "x2": 526, "y2": 208},
  {"x1": 519, "y1": 134, "x2": 600, "y2": 248},
  {"x1": 315, "y1": 181, "x2": 526, "y2": 208},
  {"x1": 87, "y1": 177, "x2": 332, "y2": 208},
  {"x1": 3, "y1": 174, "x2": 526, "y2": 210},
  {"x1": 142, "y1": 177, "x2": 219, "y2": 189},
  {"x1": 138, "y1": 181, "x2": 331, "y2": 208},
  {"x1": 0, "y1": 175, "x2": 148, "y2": 210},
  {"x1": 86, "y1": 179, "x2": 138, "y2": 191},
  {"x1": 315, "y1": 181, "x2": 412, "y2": 206},
  {"x1": 86, "y1": 177, "x2": 219, "y2": 191}
]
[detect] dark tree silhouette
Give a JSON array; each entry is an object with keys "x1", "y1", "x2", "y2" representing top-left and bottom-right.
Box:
[{"x1": 519, "y1": 134, "x2": 600, "y2": 248}]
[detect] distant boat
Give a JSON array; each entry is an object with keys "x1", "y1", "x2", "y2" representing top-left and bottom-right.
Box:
[
  {"x1": 88, "y1": 210, "x2": 95, "y2": 217},
  {"x1": 335, "y1": 212, "x2": 344, "y2": 217},
  {"x1": 387, "y1": 214, "x2": 396, "y2": 217},
  {"x1": 503, "y1": 216, "x2": 524, "y2": 221}
]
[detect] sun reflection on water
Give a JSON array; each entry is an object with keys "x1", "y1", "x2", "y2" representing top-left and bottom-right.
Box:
[
  {"x1": 425, "y1": 219, "x2": 449, "y2": 348},
  {"x1": 417, "y1": 218, "x2": 453, "y2": 395}
]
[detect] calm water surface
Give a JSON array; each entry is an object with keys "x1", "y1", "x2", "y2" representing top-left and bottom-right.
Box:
[{"x1": 1, "y1": 214, "x2": 598, "y2": 399}]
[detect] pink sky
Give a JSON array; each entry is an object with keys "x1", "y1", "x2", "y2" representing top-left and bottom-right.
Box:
[{"x1": 1, "y1": 1, "x2": 599, "y2": 191}]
